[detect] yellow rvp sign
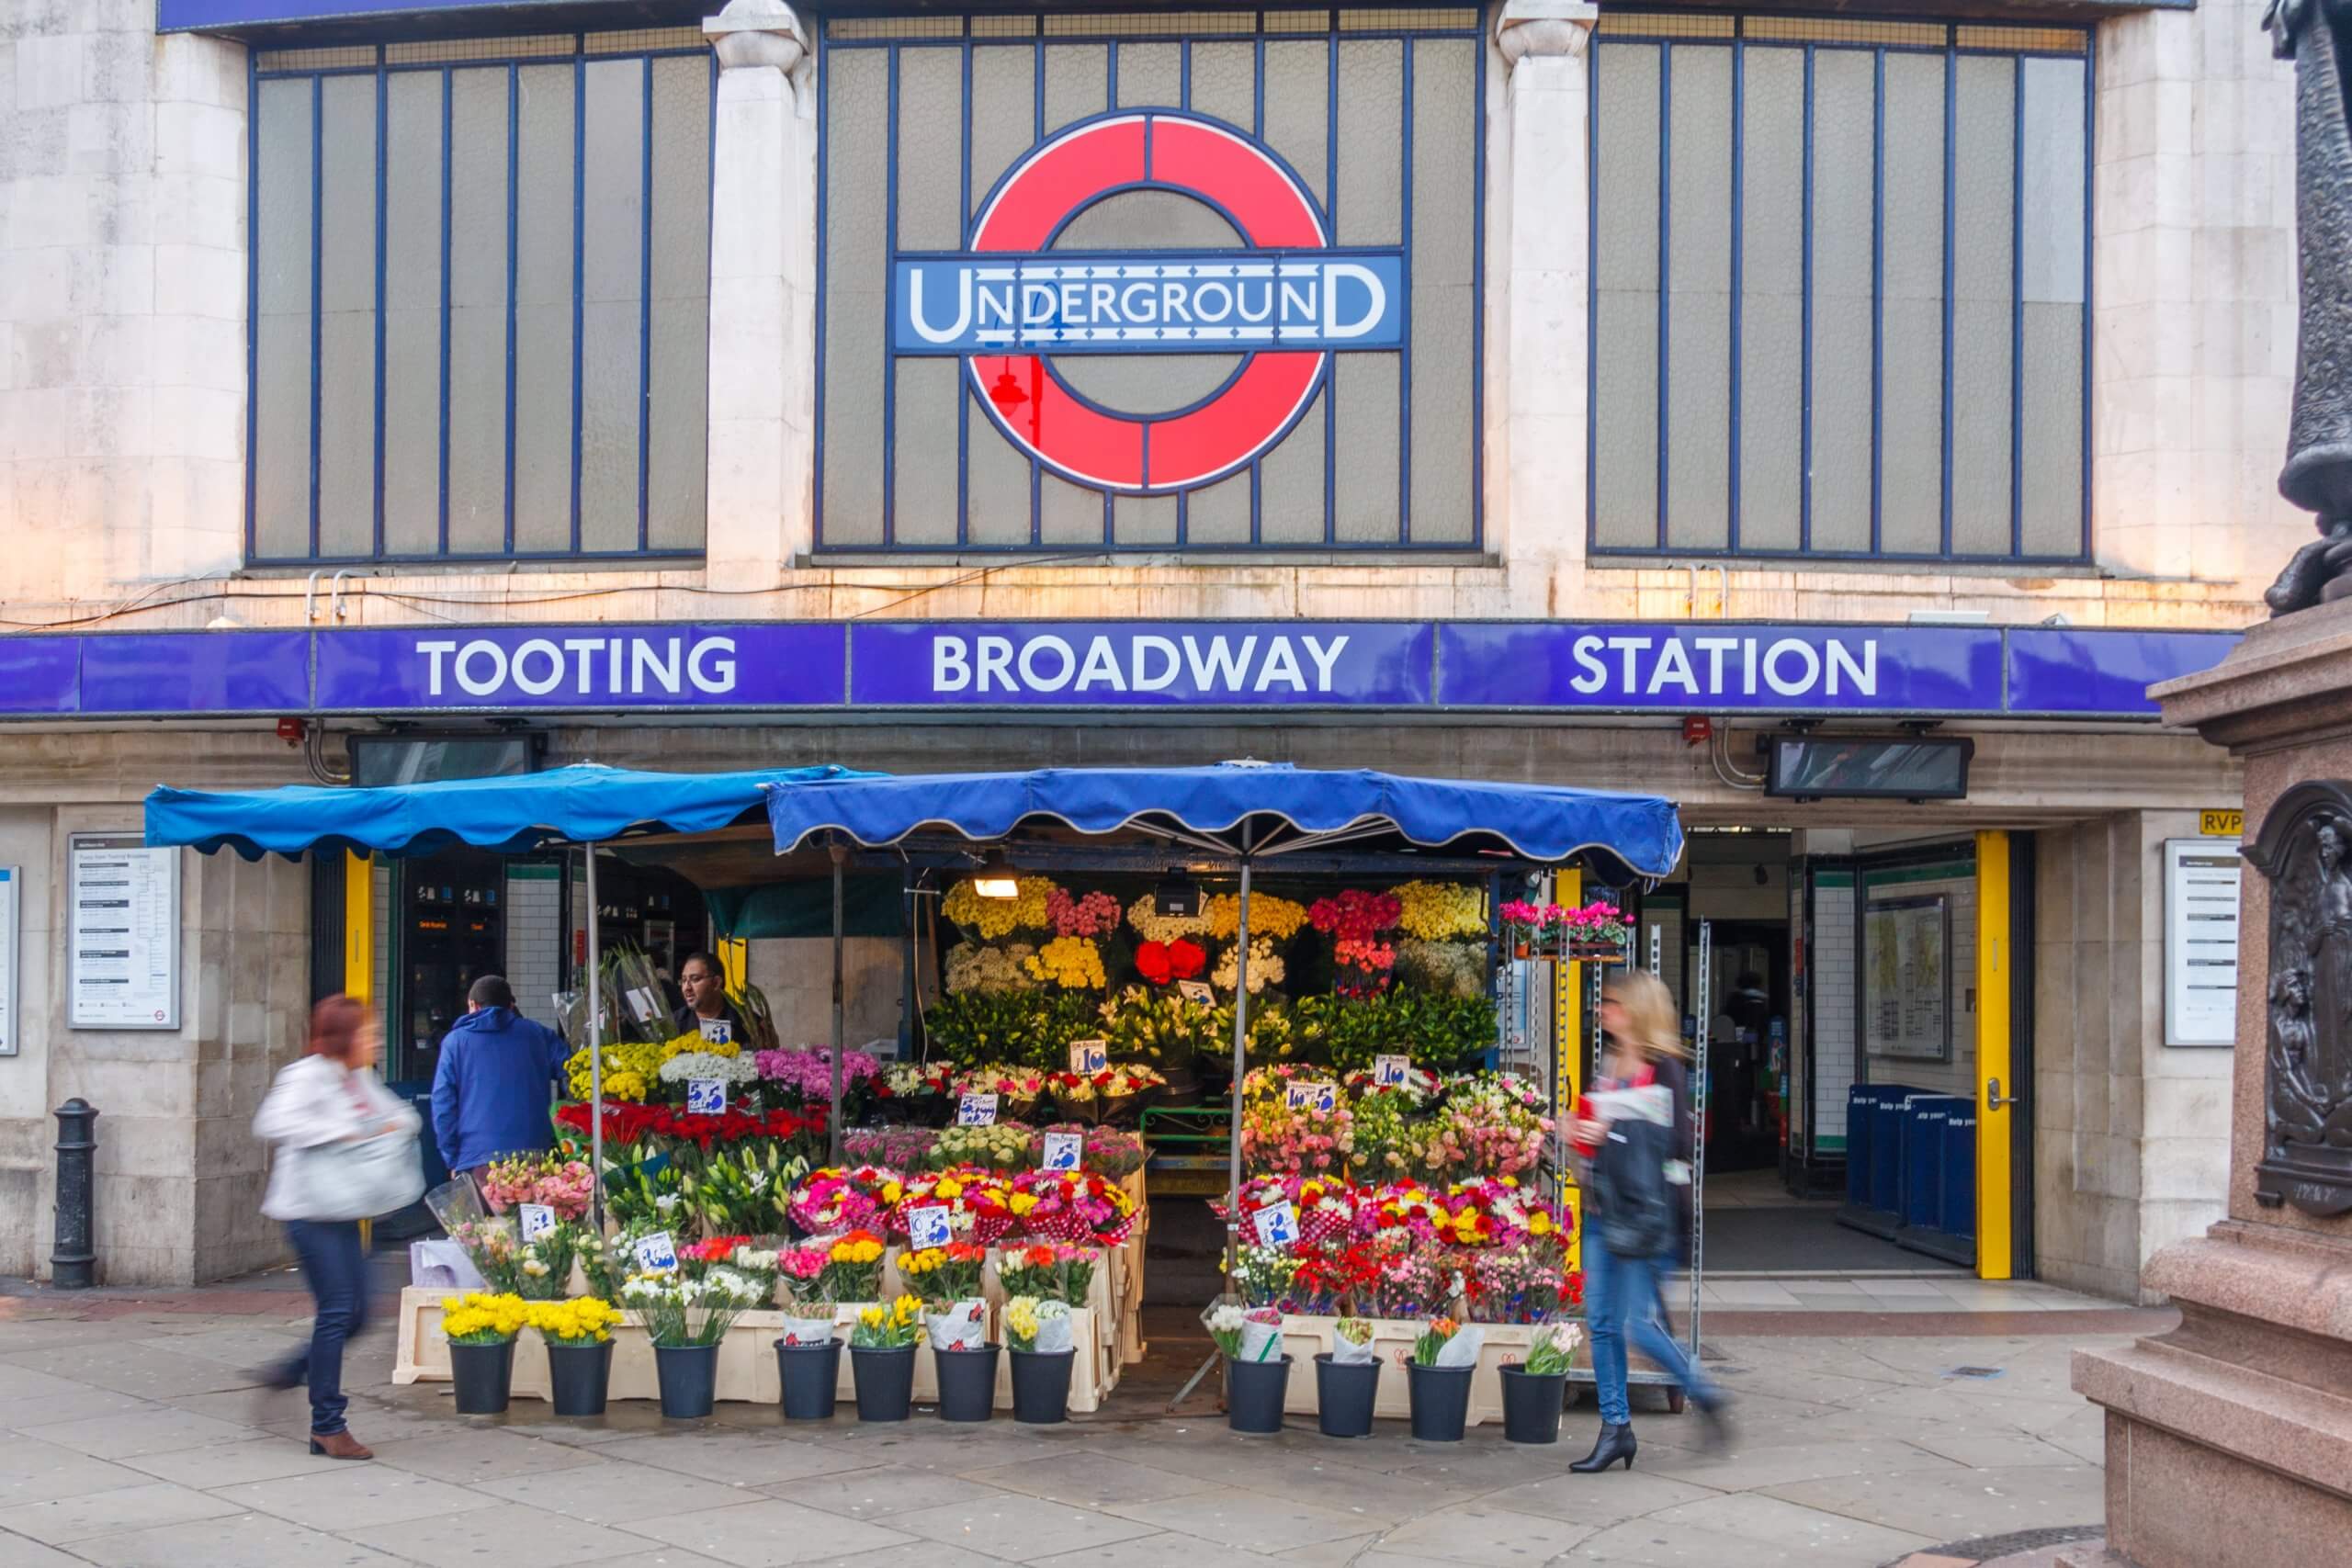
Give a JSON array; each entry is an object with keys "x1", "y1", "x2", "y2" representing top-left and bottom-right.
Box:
[{"x1": 2200, "y1": 808, "x2": 2244, "y2": 838}]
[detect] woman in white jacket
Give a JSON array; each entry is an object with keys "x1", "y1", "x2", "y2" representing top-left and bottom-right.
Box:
[{"x1": 252, "y1": 995, "x2": 419, "y2": 1460}]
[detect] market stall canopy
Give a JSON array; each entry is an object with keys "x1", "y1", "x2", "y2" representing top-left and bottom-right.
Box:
[
  {"x1": 763, "y1": 763, "x2": 1683, "y2": 883},
  {"x1": 144, "y1": 762, "x2": 879, "y2": 860}
]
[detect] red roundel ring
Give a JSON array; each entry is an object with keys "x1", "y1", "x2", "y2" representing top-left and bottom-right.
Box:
[{"x1": 967, "y1": 113, "x2": 1328, "y2": 495}]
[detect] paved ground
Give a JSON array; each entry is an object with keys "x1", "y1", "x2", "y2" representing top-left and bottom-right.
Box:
[{"x1": 0, "y1": 1276, "x2": 2155, "y2": 1568}]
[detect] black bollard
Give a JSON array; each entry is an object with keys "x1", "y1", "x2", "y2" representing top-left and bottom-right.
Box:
[{"x1": 51, "y1": 1099, "x2": 98, "y2": 1290}]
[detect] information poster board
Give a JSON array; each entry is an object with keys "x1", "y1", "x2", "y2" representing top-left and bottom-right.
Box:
[
  {"x1": 1863, "y1": 893, "x2": 1950, "y2": 1061},
  {"x1": 0, "y1": 867, "x2": 17, "y2": 1056},
  {"x1": 69, "y1": 834, "x2": 180, "y2": 1030},
  {"x1": 2165, "y1": 838, "x2": 2242, "y2": 1047}
]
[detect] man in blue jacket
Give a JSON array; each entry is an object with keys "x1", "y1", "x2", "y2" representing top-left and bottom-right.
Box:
[{"x1": 431, "y1": 975, "x2": 571, "y2": 1191}]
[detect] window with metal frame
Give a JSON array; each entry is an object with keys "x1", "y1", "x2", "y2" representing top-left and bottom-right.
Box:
[
  {"x1": 814, "y1": 8, "x2": 1485, "y2": 553},
  {"x1": 247, "y1": 31, "x2": 715, "y2": 565},
  {"x1": 1588, "y1": 14, "x2": 2091, "y2": 563}
]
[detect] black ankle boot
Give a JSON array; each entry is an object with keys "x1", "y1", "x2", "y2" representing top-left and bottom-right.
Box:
[{"x1": 1568, "y1": 1422, "x2": 1636, "y2": 1472}]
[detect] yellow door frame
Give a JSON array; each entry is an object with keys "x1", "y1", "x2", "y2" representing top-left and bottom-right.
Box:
[
  {"x1": 1554, "y1": 869, "x2": 1583, "y2": 1274},
  {"x1": 1973, "y1": 831, "x2": 2013, "y2": 1280},
  {"x1": 344, "y1": 851, "x2": 373, "y2": 1002}
]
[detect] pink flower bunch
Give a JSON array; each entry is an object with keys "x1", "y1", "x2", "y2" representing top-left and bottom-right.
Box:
[
  {"x1": 1333, "y1": 937, "x2": 1396, "y2": 973},
  {"x1": 1240, "y1": 1093, "x2": 1355, "y2": 1175},
  {"x1": 754, "y1": 1047, "x2": 882, "y2": 1100},
  {"x1": 1046, "y1": 887, "x2": 1123, "y2": 938},
  {"x1": 1417, "y1": 1092, "x2": 1553, "y2": 1182},
  {"x1": 778, "y1": 1247, "x2": 828, "y2": 1282},
  {"x1": 786, "y1": 1165, "x2": 899, "y2": 1235},
  {"x1": 478, "y1": 1154, "x2": 594, "y2": 1220},
  {"x1": 1307, "y1": 888, "x2": 1402, "y2": 941}
]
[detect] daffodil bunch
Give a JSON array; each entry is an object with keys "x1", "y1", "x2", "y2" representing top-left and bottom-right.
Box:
[
  {"x1": 526, "y1": 1295, "x2": 622, "y2": 1346},
  {"x1": 439, "y1": 1292, "x2": 527, "y2": 1347},
  {"x1": 1023, "y1": 936, "x2": 1107, "y2": 991},
  {"x1": 849, "y1": 1292, "x2": 925, "y2": 1349},
  {"x1": 1005, "y1": 1294, "x2": 1045, "y2": 1352}
]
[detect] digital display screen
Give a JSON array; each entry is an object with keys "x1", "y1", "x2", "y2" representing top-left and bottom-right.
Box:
[
  {"x1": 1764, "y1": 737, "x2": 1973, "y2": 800},
  {"x1": 349, "y1": 734, "x2": 539, "y2": 787}
]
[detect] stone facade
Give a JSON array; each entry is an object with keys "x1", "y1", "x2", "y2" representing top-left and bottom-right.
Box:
[{"x1": 0, "y1": 0, "x2": 2299, "y2": 1285}]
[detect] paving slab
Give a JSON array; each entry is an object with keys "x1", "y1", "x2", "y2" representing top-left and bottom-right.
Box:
[
  {"x1": 1036, "y1": 1528, "x2": 1321, "y2": 1568},
  {"x1": 16, "y1": 1404, "x2": 258, "y2": 1460},
  {"x1": 1759, "y1": 1462, "x2": 2105, "y2": 1543},
  {"x1": 0, "y1": 1477, "x2": 246, "y2": 1544},
  {"x1": 220, "y1": 1464, "x2": 506, "y2": 1531},
  {"x1": 770, "y1": 1462, "x2": 1041, "y2": 1518},
  {"x1": 1373, "y1": 1500, "x2": 1599, "y2": 1564},
  {"x1": 364, "y1": 1425, "x2": 608, "y2": 1483},
  {"x1": 891, "y1": 1490, "x2": 1164, "y2": 1560},
  {"x1": 71, "y1": 1510, "x2": 413, "y2": 1568},
  {"x1": 0, "y1": 1530, "x2": 93, "y2": 1568},
  {"x1": 617, "y1": 1495, "x2": 919, "y2": 1567},
  {"x1": 342, "y1": 1499, "x2": 675, "y2": 1568},
  {"x1": 1103, "y1": 1488, "x2": 1396, "y2": 1553},
  {"x1": 116, "y1": 1437, "x2": 356, "y2": 1488},
  {"x1": 474, "y1": 1458, "x2": 768, "y2": 1524},
  {"x1": 594, "y1": 1429, "x2": 879, "y2": 1487}
]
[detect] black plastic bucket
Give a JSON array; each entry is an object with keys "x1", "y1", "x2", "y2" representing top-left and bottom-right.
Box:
[
  {"x1": 1498, "y1": 1366, "x2": 1566, "y2": 1445},
  {"x1": 851, "y1": 1344, "x2": 916, "y2": 1422},
  {"x1": 1226, "y1": 1354, "x2": 1292, "y2": 1435},
  {"x1": 1313, "y1": 1353, "x2": 1380, "y2": 1438},
  {"x1": 544, "y1": 1338, "x2": 613, "y2": 1417},
  {"x1": 447, "y1": 1338, "x2": 514, "y2": 1416},
  {"x1": 1009, "y1": 1348, "x2": 1073, "y2": 1424},
  {"x1": 653, "y1": 1343, "x2": 718, "y2": 1420},
  {"x1": 933, "y1": 1344, "x2": 1001, "y2": 1423},
  {"x1": 775, "y1": 1338, "x2": 842, "y2": 1421},
  {"x1": 1406, "y1": 1361, "x2": 1473, "y2": 1442}
]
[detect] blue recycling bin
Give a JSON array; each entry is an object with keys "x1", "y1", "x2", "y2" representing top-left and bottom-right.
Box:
[
  {"x1": 1870, "y1": 1095, "x2": 1914, "y2": 1213},
  {"x1": 1900, "y1": 1097, "x2": 1967, "y2": 1229},
  {"x1": 1940, "y1": 1113, "x2": 1977, "y2": 1238},
  {"x1": 1847, "y1": 1084, "x2": 1914, "y2": 1209}
]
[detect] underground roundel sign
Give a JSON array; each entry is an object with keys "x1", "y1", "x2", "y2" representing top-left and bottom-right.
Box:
[{"x1": 891, "y1": 112, "x2": 1404, "y2": 495}]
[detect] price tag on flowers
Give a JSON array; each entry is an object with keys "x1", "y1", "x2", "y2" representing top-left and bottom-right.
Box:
[
  {"x1": 957, "y1": 1092, "x2": 999, "y2": 1126},
  {"x1": 907, "y1": 1204, "x2": 954, "y2": 1249},
  {"x1": 626, "y1": 987, "x2": 661, "y2": 1023},
  {"x1": 633, "y1": 1231, "x2": 678, "y2": 1272},
  {"x1": 1253, "y1": 1201, "x2": 1299, "y2": 1248},
  {"x1": 687, "y1": 1077, "x2": 728, "y2": 1115},
  {"x1": 1177, "y1": 980, "x2": 1216, "y2": 1006},
  {"x1": 516, "y1": 1202, "x2": 557, "y2": 1242},
  {"x1": 1374, "y1": 1054, "x2": 1410, "y2": 1089},
  {"x1": 697, "y1": 1017, "x2": 732, "y2": 1044},
  {"x1": 1286, "y1": 1081, "x2": 1339, "y2": 1114},
  {"x1": 1069, "y1": 1038, "x2": 1108, "y2": 1075},
  {"x1": 1042, "y1": 1131, "x2": 1083, "y2": 1172}
]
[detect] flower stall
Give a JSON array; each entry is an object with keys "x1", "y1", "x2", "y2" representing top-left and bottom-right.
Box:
[{"x1": 151, "y1": 761, "x2": 1680, "y2": 1433}]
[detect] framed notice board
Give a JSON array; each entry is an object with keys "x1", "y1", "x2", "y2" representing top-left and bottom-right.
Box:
[{"x1": 1864, "y1": 893, "x2": 1951, "y2": 1062}]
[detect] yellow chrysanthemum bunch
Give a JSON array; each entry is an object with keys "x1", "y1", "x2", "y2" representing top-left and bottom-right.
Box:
[
  {"x1": 439, "y1": 1292, "x2": 527, "y2": 1345},
  {"x1": 1205, "y1": 891, "x2": 1307, "y2": 941},
  {"x1": 1393, "y1": 880, "x2": 1487, "y2": 941},
  {"x1": 659, "y1": 1031, "x2": 740, "y2": 1060},
  {"x1": 564, "y1": 1039, "x2": 667, "y2": 1102},
  {"x1": 526, "y1": 1296, "x2": 622, "y2": 1345},
  {"x1": 944, "y1": 876, "x2": 1057, "y2": 938},
  {"x1": 1023, "y1": 936, "x2": 1106, "y2": 990},
  {"x1": 831, "y1": 1234, "x2": 885, "y2": 1265}
]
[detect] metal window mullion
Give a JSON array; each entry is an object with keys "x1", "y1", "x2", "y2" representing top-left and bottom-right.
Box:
[
  {"x1": 883, "y1": 46, "x2": 900, "y2": 548},
  {"x1": 308, "y1": 74, "x2": 323, "y2": 560},
  {"x1": 2008, "y1": 53, "x2": 2023, "y2": 560},
  {"x1": 1939, "y1": 47, "x2": 1956, "y2": 558},
  {"x1": 569, "y1": 53, "x2": 587, "y2": 554},
  {"x1": 1799, "y1": 44, "x2": 1815, "y2": 555},
  {"x1": 1398, "y1": 35, "x2": 1414, "y2": 545},
  {"x1": 1656, "y1": 42, "x2": 1671, "y2": 553},
  {"x1": 503, "y1": 62, "x2": 518, "y2": 555},
  {"x1": 1727, "y1": 41, "x2": 1743, "y2": 555},
  {"x1": 372, "y1": 65, "x2": 389, "y2": 560},
  {"x1": 637, "y1": 55, "x2": 653, "y2": 553},
  {"x1": 1868, "y1": 47, "x2": 1884, "y2": 558},
  {"x1": 437, "y1": 68, "x2": 452, "y2": 556}
]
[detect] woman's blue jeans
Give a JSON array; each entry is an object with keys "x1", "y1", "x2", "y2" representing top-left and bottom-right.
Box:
[
  {"x1": 283, "y1": 1219, "x2": 368, "y2": 1436},
  {"x1": 1584, "y1": 1235, "x2": 1715, "y2": 1427}
]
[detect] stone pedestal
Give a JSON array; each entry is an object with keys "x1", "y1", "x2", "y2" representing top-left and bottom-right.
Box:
[{"x1": 2071, "y1": 603, "x2": 2352, "y2": 1564}]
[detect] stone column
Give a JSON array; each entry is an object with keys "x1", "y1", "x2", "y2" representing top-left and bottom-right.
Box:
[
  {"x1": 1494, "y1": 1, "x2": 1598, "y2": 592},
  {"x1": 2068, "y1": 615, "x2": 2352, "y2": 1562},
  {"x1": 703, "y1": 0, "x2": 817, "y2": 585}
]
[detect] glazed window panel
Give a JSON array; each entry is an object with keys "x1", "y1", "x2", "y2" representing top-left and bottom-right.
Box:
[
  {"x1": 816, "y1": 11, "x2": 1486, "y2": 553},
  {"x1": 245, "y1": 38, "x2": 715, "y2": 565},
  {"x1": 1589, "y1": 15, "x2": 2091, "y2": 562}
]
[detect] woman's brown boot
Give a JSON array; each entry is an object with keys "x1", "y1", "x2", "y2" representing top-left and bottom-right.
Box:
[{"x1": 308, "y1": 1430, "x2": 372, "y2": 1461}]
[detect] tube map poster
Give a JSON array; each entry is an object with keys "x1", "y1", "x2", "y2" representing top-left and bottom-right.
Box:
[{"x1": 1865, "y1": 894, "x2": 1950, "y2": 1061}]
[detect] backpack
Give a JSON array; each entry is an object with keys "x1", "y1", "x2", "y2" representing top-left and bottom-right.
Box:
[{"x1": 1593, "y1": 1112, "x2": 1677, "y2": 1259}]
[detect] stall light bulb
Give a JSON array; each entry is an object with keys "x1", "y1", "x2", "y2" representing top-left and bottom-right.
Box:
[{"x1": 973, "y1": 874, "x2": 1020, "y2": 900}]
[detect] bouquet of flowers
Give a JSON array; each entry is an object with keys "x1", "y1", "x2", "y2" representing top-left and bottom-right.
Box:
[
  {"x1": 1344, "y1": 1089, "x2": 1417, "y2": 1180},
  {"x1": 1414, "y1": 1079, "x2": 1553, "y2": 1182},
  {"x1": 1132, "y1": 938, "x2": 1208, "y2": 987},
  {"x1": 893, "y1": 1169, "x2": 1017, "y2": 1244},
  {"x1": 752, "y1": 1046, "x2": 884, "y2": 1109},
  {"x1": 524, "y1": 1296, "x2": 621, "y2": 1346},
  {"x1": 1521, "y1": 1319, "x2": 1585, "y2": 1376},
  {"x1": 439, "y1": 1292, "x2": 527, "y2": 1347},
  {"x1": 1395, "y1": 938, "x2": 1487, "y2": 999},
  {"x1": 1027, "y1": 1122, "x2": 1146, "y2": 1177},
  {"x1": 1023, "y1": 936, "x2": 1108, "y2": 991},
  {"x1": 1341, "y1": 1063, "x2": 1442, "y2": 1106},
  {"x1": 479, "y1": 1153, "x2": 595, "y2": 1220},
  {"x1": 621, "y1": 1265, "x2": 768, "y2": 1348},
  {"x1": 1331, "y1": 937, "x2": 1397, "y2": 997},
  {"x1": 844, "y1": 1124, "x2": 941, "y2": 1170},
  {"x1": 1212, "y1": 933, "x2": 1284, "y2": 995},
  {"x1": 1288, "y1": 1235, "x2": 1384, "y2": 1315},
  {"x1": 1408, "y1": 1314, "x2": 1462, "y2": 1367},
  {"x1": 944, "y1": 876, "x2": 1056, "y2": 938},
  {"x1": 1465, "y1": 1243, "x2": 1583, "y2": 1325},
  {"x1": 895, "y1": 1242, "x2": 988, "y2": 1309},
  {"x1": 1012, "y1": 1168, "x2": 1138, "y2": 1246},
  {"x1": 1332, "y1": 1314, "x2": 1376, "y2": 1365},
  {"x1": 1100, "y1": 984, "x2": 1219, "y2": 1072},
  {"x1": 848, "y1": 1293, "x2": 926, "y2": 1349},
  {"x1": 944, "y1": 942, "x2": 1040, "y2": 996},
  {"x1": 996, "y1": 1244, "x2": 1063, "y2": 1302},
  {"x1": 1205, "y1": 891, "x2": 1308, "y2": 941},
  {"x1": 927, "y1": 1122, "x2": 1034, "y2": 1171},
  {"x1": 1235, "y1": 1304, "x2": 1285, "y2": 1362},
  {"x1": 1006, "y1": 1294, "x2": 1074, "y2": 1353},
  {"x1": 1048, "y1": 1064, "x2": 1166, "y2": 1126},
  {"x1": 448, "y1": 1219, "x2": 523, "y2": 1293},
  {"x1": 1239, "y1": 1081, "x2": 1354, "y2": 1176},
  {"x1": 1308, "y1": 889, "x2": 1402, "y2": 941},
  {"x1": 514, "y1": 1223, "x2": 583, "y2": 1301},
  {"x1": 1203, "y1": 1299, "x2": 1248, "y2": 1359},
  {"x1": 1392, "y1": 880, "x2": 1487, "y2": 942},
  {"x1": 877, "y1": 1060, "x2": 958, "y2": 1124},
  {"x1": 1233, "y1": 1243, "x2": 1301, "y2": 1308},
  {"x1": 817, "y1": 1231, "x2": 888, "y2": 1303},
  {"x1": 953, "y1": 1065, "x2": 1048, "y2": 1122},
  {"x1": 657, "y1": 1050, "x2": 760, "y2": 1099},
  {"x1": 683, "y1": 1139, "x2": 808, "y2": 1237},
  {"x1": 1046, "y1": 887, "x2": 1123, "y2": 938},
  {"x1": 787, "y1": 1166, "x2": 899, "y2": 1235},
  {"x1": 776, "y1": 1245, "x2": 829, "y2": 1307}
]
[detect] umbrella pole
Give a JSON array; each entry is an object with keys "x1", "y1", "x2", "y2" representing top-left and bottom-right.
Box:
[
  {"x1": 583, "y1": 841, "x2": 605, "y2": 1234},
  {"x1": 1224, "y1": 852, "x2": 1250, "y2": 1294},
  {"x1": 830, "y1": 836, "x2": 845, "y2": 1165}
]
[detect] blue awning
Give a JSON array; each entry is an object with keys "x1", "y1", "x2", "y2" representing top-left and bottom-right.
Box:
[
  {"x1": 146, "y1": 762, "x2": 876, "y2": 861},
  {"x1": 763, "y1": 763, "x2": 1683, "y2": 882}
]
